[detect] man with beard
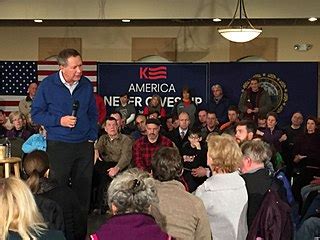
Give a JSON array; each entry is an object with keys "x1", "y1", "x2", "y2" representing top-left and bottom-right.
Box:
[
  {"x1": 133, "y1": 118, "x2": 173, "y2": 172},
  {"x1": 235, "y1": 120, "x2": 257, "y2": 144}
]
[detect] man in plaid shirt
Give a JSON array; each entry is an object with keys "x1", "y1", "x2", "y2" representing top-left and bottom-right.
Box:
[{"x1": 133, "y1": 118, "x2": 174, "y2": 172}]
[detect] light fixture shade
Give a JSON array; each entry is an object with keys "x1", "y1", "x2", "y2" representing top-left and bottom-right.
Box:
[
  {"x1": 217, "y1": 0, "x2": 262, "y2": 43},
  {"x1": 218, "y1": 28, "x2": 262, "y2": 43}
]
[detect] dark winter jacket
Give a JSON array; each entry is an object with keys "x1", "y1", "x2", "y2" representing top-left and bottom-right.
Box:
[
  {"x1": 36, "y1": 178, "x2": 86, "y2": 240},
  {"x1": 246, "y1": 181, "x2": 293, "y2": 240}
]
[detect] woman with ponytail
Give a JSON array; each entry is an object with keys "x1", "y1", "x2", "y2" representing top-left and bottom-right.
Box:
[{"x1": 23, "y1": 150, "x2": 86, "y2": 240}]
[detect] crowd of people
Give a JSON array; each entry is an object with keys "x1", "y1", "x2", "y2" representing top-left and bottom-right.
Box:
[{"x1": 0, "y1": 48, "x2": 320, "y2": 239}]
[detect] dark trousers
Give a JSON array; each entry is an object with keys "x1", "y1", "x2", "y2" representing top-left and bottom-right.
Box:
[
  {"x1": 47, "y1": 140, "x2": 94, "y2": 233},
  {"x1": 92, "y1": 160, "x2": 116, "y2": 210}
]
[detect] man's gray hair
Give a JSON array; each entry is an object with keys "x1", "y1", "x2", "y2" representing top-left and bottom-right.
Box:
[
  {"x1": 107, "y1": 168, "x2": 158, "y2": 214},
  {"x1": 240, "y1": 140, "x2": 272, "y2": 163},
  {"x1": 57, "y1": 48, "x2": 82, "y2": 66}
]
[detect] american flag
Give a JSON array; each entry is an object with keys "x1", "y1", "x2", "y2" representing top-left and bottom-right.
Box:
[{"x1": 0, "y1": 61, "x2": 97, "y2": 114}]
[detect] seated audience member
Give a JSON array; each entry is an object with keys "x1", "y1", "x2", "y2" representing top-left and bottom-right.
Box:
[
  {"x1": 300, "y1": 177, "x2": 320, "y2": 203},
  {"x1": 171, "y1": 114, "x2": 180, "y2": 129},
  {"x1": 162, "y1": 115, "x2": 179, "y2": 139},
  {"x1": 6, "y1": 111, "x2": 32, "y2": 140},
  {"x1": 133, "y1": 118, "x2": 174, "y2": 173},
  {"x1": 235, "y1": 120, "x2": 275, "y2": 173},
  {"x1": 23, "y1": 150, "x2": 86, "y2": 240},
  {"x1": 151, "y1": 147, "x2": 211, "y2": 239},
  {"x1": 298, "y1": 189, "x2": 320, "y2": 228},
  {"x1": 146, "y1": 111, "x2": 169, "y2": 138},
  {"x1": 90, "y1": 168, "x2": 172, "y2": 240},
  {"x1": 172, "y1": 86, "x2": 197, "y2": 128},
  {"x1": 208, "y1": 84, "x2": 231, "y2": 124},
  {"x1": 0, "y1": 177, "x2": 65, "y2": 240},
  {"x1": 164, "y1": 115, "x2": 174, "y2": 133},
  {"x1": 240, "y1": 140, "x2": 287, "y2": 228},
  {"x1": 257, "y1": 114, "x2": 267, "y2": 131},
  {"x1": 143, "y1": 94, "x2": 166, "y2": 119},
  {"x1": 0, "y1": 109, "x2": 13, "y2": 130},
  {"x1": 283, "y1": 112, "x2": 304, "y2": 143},
  {"x1": 282, "y1": 111, "x2": 304, "y2": 176},
  {"x1": 19, "y1": 82, "x2": 38, "y2": 120},
  {"x1": 0, "y1": 110, "x2": 12, "y2": 136},
  {"x1": 257, "y1": 112, "x2": 287, "y2": 155},
  {"x1": 292, "y1": 116, "x2": 320, "y2": 207},
  {"x1": 234, "y1": 120, "x2": 257, "y2": 144},
  {"x1": 295, "y1": 217, "x2": 320, "y2": 240},
  {"x1": 219, "y1": 105, "x2": 240, "y2": 135},
  {"x1": 181, "y1": 129, "x2": 208, "y2": 192},
  {"x1": 200, "y1": 111, "x2": 219, "y2": 139},
  {"x1": 196, "y1": 134, "x2": 248, "y2": 240},
  {"x1": 115, "y1": 93, "x2": 136, "y2": 131},
  {"x1": 193, "y1": 108, "x2": 208, "y2": 130},
  {"x1": 22, "y1": 125, "x2": 47, "y2": 153},
  {"x1": 111, "y1": 111, "x2": 133, "y2": 135},
  {"x1": 168, "y1": 111, "x2": 190, "y2": 153},
  {"x1": 131, "y1": 114, "x2": 147, "y2": 140},
  {"x1": 93, "y1": 117, "x2": 133, "y2": 214},
  {"x1": 21, "y1": 111, "x2": 39, "y2": 134}
]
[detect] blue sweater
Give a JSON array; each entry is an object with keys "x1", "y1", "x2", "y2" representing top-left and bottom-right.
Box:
[{"x1": 31, "y1": 72, "x2": 98, "y2": 143}]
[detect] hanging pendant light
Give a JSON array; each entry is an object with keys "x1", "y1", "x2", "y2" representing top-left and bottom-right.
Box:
[{"x1": 218, "y1": 0, "x2": 262, "y2": 43}]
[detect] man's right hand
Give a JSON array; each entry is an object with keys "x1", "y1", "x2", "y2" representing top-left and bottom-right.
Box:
[{"x1": 60, "y1": 116, "x2": 77, "y2": 128}]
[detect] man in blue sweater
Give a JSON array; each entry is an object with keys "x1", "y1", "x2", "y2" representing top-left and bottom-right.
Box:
[{"x1": 31, "y1": 49, "x2": 98, "y2": 234}]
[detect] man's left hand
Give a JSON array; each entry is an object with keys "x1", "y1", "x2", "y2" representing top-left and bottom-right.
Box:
[{"x1": 107, "y1": 166, "x2": 120, "y2": 177}]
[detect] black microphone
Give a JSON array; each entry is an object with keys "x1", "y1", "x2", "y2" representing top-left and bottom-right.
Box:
[{"x1": 71, "y1": 100, "x2": 80, "y2": 117}]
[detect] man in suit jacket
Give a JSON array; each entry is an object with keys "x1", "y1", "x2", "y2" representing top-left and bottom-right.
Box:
[{"x1": 169, "y1": 111, "x2": 190, "y2": 153}]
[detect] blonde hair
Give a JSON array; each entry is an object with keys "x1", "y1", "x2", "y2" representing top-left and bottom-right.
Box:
[
  {"x1": 0, "y1": 177, "x2": 47, "y2": 240},
  {"x1": 207, "y1": 134, "x2": 242, "y2": 173},
  {"x1": 8, "y1": 111, "x2": 23, "y2": 124}
]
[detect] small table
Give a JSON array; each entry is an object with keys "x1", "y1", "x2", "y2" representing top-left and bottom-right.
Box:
[{"x1": 0, "y1": 157, "x2": 22, "y2": 178}]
